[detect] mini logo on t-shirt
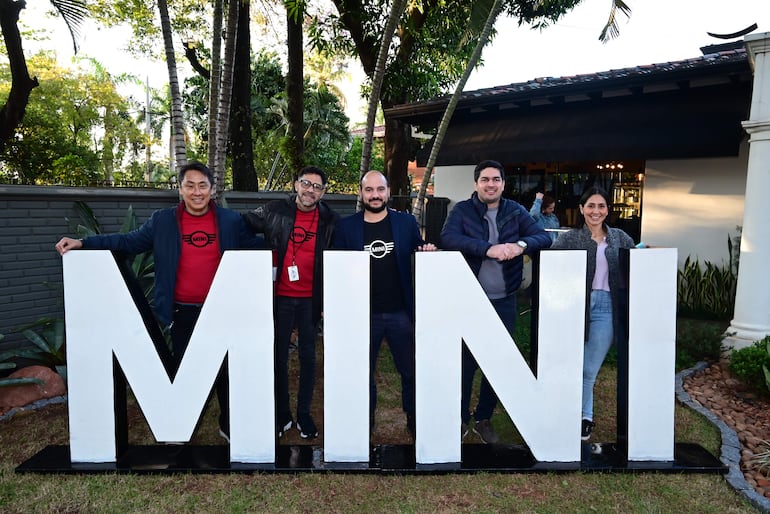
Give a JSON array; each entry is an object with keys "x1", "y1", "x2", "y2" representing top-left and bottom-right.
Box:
[
  {"x1": 183, "y1": 230, "x2": 217, "y2": 248},
  {"x1": 364, "y1": 239, "x2": 394, "y2": 259},
  {"x1": 290, "y1": 227, "x2": 316, "y2": 243}
]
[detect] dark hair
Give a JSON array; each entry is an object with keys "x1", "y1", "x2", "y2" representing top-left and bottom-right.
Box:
[
  {"x1": 296, "y1": 166, "x2": 327, "y2": 185},
  {"x1": 541, "y1": 194, "x2": 556, "y2": 212},
  {"x1": 179, "y1": 161, "x2": 214, "y2": 186},
  {"x1": 574, "y1": 186, "x2": 612, "y2": 228},
  {"x1": 473, "y1": 160, "x2": 504, "y2": 182}
]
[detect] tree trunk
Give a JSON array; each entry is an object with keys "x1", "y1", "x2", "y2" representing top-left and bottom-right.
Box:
[
  {"x1": 157, "y1": 0, "x2": 187, "y2": 172},
  {"x1": 285, "y1": 5, "x2": 305, "y2": 174},
  {"x1": 0, "y1": 0, "x2": 39, "y2": 151},
  {"x1": 230, "y1": 0, "x2": 258, "y2": 191},
  {"x1": 383, "y1": 115, "x2": 412, "y2": 210},
  {"x1": 213, "y1": 0, "x2": 239, "y2": 194},
  {"x1": 359, "y1": 0, "x2": 406, "y2": 178},
  {"x1": 207, "y1": 0, "x2": 224, "y2": 192},
  {"x1": 413, "y1": 0, "x2": 504, "y2": 226}
]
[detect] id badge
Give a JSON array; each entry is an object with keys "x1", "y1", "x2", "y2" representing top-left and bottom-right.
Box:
[{"x1": 287, "y1": 265, "x2": 300, "y2": 282}]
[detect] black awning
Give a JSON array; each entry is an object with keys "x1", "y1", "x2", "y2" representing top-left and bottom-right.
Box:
[{"x1": 416, "y1": 82, "x2": 751, "y2": 167}]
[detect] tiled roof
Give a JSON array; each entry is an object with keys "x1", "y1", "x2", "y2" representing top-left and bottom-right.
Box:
[
  {"x1": 462, "y1": 48, "x2": 747, "y2": 98},
  {"x1": 387, "y1": 48, "x2": 750, "y2": 118}
]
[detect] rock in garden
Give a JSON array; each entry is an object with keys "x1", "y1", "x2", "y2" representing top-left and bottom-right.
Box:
[{"x1": 0, "y1": 366, "x2": 66, "y2": 409}]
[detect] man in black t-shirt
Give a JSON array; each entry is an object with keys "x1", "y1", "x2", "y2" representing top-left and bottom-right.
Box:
[{"x1": 333, "y1": 171, "x2": 436, "y2": 438}]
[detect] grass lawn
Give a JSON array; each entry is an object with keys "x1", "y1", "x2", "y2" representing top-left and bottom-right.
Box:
[{"x1": 0, "y1": 309, "x2": 755, "y2": 513}]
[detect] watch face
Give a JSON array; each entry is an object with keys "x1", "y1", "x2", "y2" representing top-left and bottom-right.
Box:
[{"x1": 517, "y1": 241, "x2": 527, "y2": 248}]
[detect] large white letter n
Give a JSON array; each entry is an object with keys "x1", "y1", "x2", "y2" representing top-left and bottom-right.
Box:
[{"x1": 64, "y1": 251, "x2": 274, "y2": 464}]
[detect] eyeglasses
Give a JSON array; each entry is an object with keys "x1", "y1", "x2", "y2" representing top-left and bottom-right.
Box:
[{"x1": 298, "y1": 178, "x2": 326, "y2": 192}]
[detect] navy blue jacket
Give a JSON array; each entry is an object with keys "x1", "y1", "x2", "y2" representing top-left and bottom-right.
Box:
[
  {"x1": 332, "y1": 209, "x2": 425, "y2": 319},
  {"x1": 440, "y1": 193, "x2": 551, "y2": 296},
  {"x1": 82, "y1": 201, "x2": 261, "y2": 326}
]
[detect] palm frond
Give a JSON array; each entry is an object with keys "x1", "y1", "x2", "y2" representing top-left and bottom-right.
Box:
[
  {"x1": 51, "y1": 0, "x2": 89, "y2": 53},
  {"x1": 599, "y1": 0, "x2": 632, "y2": 43}
]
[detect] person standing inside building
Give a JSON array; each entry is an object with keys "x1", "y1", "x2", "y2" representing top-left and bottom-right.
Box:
[
  {"x1": 243, "y1": 166, "x2": 339, "y2": 440},
  {"x1": 440, "y1": 159, "x2": 551, "y2": 444},
  {"x1": 530, "y1": 192, "x2": 560, "y2": 243},
  {"x1": 55, "y1": 161, "x2": 261, "y2": 443},
  {"x1": 551, "y1": 186, "x2": 634, "y2": 441},
  {"x1": 333, "y1": 170, "x2": 436, "y2": 438}
]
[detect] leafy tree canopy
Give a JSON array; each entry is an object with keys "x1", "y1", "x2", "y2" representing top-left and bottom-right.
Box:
[{"x1": 0, "y1": 52, "x2": 144, "y2": 184}]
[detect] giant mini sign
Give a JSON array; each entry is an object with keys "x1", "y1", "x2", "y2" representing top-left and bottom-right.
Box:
[{"x1": 57, "y1": 249, "x2": 682, "y2": 471}]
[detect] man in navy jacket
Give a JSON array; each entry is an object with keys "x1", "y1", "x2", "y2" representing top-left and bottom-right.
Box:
[
  {"x1": 333, "y1": 171, "x2": 436, "y2": 438},
  {"x1": 441, "y1": 159, "x2": 551, "y2": 444},
  {"x1": 55, "y1": 161, "x2": 261, "y2": 443}
]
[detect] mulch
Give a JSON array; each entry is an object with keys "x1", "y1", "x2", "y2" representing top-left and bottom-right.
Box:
[{"x1": 684, "y1": 358, "x2": 770, "y2": 499}]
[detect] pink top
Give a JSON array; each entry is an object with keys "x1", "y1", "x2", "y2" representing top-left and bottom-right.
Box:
[{"x1": 591, "y1": 238, "x2": 610, "y2": 291}]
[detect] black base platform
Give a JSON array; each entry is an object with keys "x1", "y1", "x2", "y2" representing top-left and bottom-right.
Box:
[{"x1": 16, "y1": 442, "x2": 726, "y2": 474}]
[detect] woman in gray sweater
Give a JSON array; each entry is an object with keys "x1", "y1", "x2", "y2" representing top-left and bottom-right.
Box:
[{"x1": 551, "y1": 186, "x2": 634, "y2": 441}]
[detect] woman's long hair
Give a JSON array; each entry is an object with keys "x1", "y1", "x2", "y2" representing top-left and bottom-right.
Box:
[{"x1": 573, "y1": 186, "x2": 612, "y2": 229}]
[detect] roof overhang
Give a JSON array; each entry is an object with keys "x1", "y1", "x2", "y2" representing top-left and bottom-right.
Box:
[{"x1": 385, "y1": 50, "x2": 753, "y2": 166}]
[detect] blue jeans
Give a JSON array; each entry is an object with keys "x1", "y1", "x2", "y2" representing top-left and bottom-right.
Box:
[
  {"x1": 582, "y1": 290, "x2": 614, "y2": 421},
  {"x1": 370, "y1": 310, "x2": 415, "y2": 418},
  {"x1": 461, "y1": 293, "x2": 517, "y2": 424},
  {"x1": 274, "y1": 296, "x2": 318, "y2": 421}
]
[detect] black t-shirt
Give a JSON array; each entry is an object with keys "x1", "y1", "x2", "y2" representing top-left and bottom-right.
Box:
[{"x1": 364, "y1": 216, "x2": 405, "y2": 313}]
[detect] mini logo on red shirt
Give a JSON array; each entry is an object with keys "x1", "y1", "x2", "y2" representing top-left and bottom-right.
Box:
[
  {"x1": 183, "y1": 230, "x2": 217, "y2": 248},
  {"x1": 290, "y1": 227, "x2": 316, "y2": 243}
]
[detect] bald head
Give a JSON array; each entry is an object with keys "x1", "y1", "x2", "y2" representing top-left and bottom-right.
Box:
[{"x1": 360, "y1": 170, "x2": 389, "y2": 214}]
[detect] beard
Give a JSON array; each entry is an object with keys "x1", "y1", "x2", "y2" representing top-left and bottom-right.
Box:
[{"x1": 363, "y1": 200, "x2": 387, "y2": 213}]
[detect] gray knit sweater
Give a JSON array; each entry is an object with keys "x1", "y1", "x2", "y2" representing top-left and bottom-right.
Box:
[{"x1": 550, "y1": 225, "x2": 635, "y2": 342}]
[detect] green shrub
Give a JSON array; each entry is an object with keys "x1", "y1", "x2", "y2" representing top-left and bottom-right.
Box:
[
  {"x1": 729, "y1": 337, "x2": 770, "y2": 395},
  {"x1": 675, "y1": 319, "x2": 726, "y2": 370},
  {"x1": 677, "y1": 233, "x2": 739, "y2": 320}
]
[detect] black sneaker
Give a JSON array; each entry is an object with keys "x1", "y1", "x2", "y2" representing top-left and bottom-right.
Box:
[
  {"x1": 581, "y1": 419, "x2": 595, "y2": 441},
  {"x1": 277, "y1": 417, "x2": 293, "y2": 438},
  {"x1": 297, "y1": 414, "x2": 318, "y2": 439},
  {"x1": 473, "y1": 419, "x2": 500, "y2": 444}
]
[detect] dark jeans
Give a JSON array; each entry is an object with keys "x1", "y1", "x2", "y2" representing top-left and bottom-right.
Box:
[
  {"x1": 170, "y1": 303, "x2": 229, "y2": 434},
  {"x1": 461, "y1": 293, "x2": 517, "y2": 424},
  {"x1": 370, "y1": 310, "x2": 415, "y2": 418},
  {"x1": 274, "y1": 296, "x2": 318, "y2": 422}
]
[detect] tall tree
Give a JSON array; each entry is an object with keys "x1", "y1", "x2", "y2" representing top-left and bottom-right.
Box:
[
  {"x1": 359, "y1": 0, "x2": 406, "y2": 179},
  {"x1": 314, "y1": 0, "x2": 587, "y2": 203},
  {"x1": 285, "y1": 0, "x2": 306, "y2": 174},
  {"x1": 230, "y1": 0, "x2": 258, "y2": 191},
  {"x1": 0, "y1": 0, "x2": 86, "y2": 151},
  {"x1": 413, "y1": 0, "x2": 633, "y2": 226},
  {"x1": 157, "y1": 0, "x2": 186, "y2": 172},
  {"x1": 207, "y1": 0, "x2": 225, "y2": 188}
]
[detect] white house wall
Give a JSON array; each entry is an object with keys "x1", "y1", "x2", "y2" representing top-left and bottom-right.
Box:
[{"x1": 642, "y1": 143, "x2": 748, "y2": 266}]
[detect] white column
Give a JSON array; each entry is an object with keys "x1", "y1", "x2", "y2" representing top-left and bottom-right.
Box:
[{"x1": 726, "y1": 33, "x2": 770, "y2": 350}]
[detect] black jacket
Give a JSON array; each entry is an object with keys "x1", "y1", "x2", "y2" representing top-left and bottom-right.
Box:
[{"x1": 243, "y1": 196, "x2": 339, "y2": 323}]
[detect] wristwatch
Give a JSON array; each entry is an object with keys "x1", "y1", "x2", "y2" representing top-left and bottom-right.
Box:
[{"x1": 516, "y1": 240, "x2": 527, "y2": 249}]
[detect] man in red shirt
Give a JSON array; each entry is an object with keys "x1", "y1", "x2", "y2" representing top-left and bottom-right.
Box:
[
  {"x1": 244, "y1": 166, "x2": 339, "y2": 439},
  {"x1": 56, "y1": 162, "x2": 260, "y2": 443}
]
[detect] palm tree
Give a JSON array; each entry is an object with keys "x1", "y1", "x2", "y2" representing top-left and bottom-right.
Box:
[
  {"x1": 157, "y1": 0, "x2": 187, "y2": 172},
  {"x1": 412, "y1": 0, "x2": 504, "y2": 226},
  {"x1": 0, "y1": 0, "x2": 87, "y2": 150},
  {"x1": 358, "y1": 0, "x2": 406, "y2": 179},
  {"x1": 207, "y1": 0, "x2": 224, "y2": 191},
  {"x1": 413, "y1": 0, "x2": 633, "y2": 230}
]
